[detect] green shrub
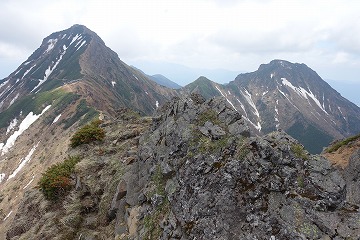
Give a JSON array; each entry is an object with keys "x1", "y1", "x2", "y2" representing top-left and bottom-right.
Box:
[
  {"x1": 197, "y1": 109, "x2": 221, "y2": 126},
  {"x1": 291, "y1": 143, "x2": 309, "y2": 160},
  {"x1": 38, "y1": 156, "x2": 81, "y2": 201},
  {"x1": 70, "y1": 120, "x2": 105, "y2": 148}
]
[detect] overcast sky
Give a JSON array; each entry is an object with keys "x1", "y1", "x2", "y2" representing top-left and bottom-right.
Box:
[{"x1": 1, "y1": 0, "x2": 360, "y2": 88}]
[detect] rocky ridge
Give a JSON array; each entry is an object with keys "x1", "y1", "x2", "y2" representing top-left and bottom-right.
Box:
[
  {"x1": 128, "y1": 94, "x2": 360, "y2": 239},
  {"x1": 6, "y1": 94, "x2": 359, "y2": 239},
  {"x1": 185, "y1": 60, "x2": 360, "y2": 154}
]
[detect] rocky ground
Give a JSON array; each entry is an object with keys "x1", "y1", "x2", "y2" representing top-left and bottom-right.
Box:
[{"x1": 5, "y1": 94, "x2": 360, "y2": 239}]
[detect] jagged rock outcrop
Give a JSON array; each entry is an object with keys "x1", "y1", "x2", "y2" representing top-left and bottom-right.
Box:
[
  {"x1": 343, "y1": 149, "x2": 360, "y2": 206},
  {"x1": 120, "y1": 94, "x2": 359, "y2": 239},
  {"x1": 184, "y1": 60, "x2": 360, "y2": 154}
]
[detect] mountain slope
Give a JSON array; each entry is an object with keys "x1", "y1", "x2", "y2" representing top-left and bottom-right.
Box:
[
  {"x1": 185, "y1": 60, "x2": 360, "y2": 153},
  {"x1": 0, "y1": 24, "x2": 176, "y2": 115},
  {"x1": 0, "y1": 25, "x2": 177, "y2": 237}
]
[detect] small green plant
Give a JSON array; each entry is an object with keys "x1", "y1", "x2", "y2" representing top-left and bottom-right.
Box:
[
  {"x1": 297, "y1": 175, "x2": 305, "y2": 188},
  {"x1": 143, "y1": 198, "x2": 170, "y2": 239},
  {"x1": 197, "y1": 135, "x2": 228, "y2": 153},
  {"x1": 236, "y1": 137, "x2": 250, "y2": 160},
  {"x1": 142, "y1": 165, "x2": 171, "y2": 239},
  {"x1": 197, "y1": 109, "x2": 221, "y2": 126},
  {"x1": 70, "y1": 120, "x2": 105, "y2": 148},
  {"x1": 291, "y1": 143, "x2": 309, "y2": 160},
  {"x1": 325, "y1": 133, "x2": 360, "y2": 153},
  {"x1": 38, "y1": 156, "x2": 81, "y2": 201},
  {"x1": 152, "y1": 165, "x2": 165, "y2": 196}
]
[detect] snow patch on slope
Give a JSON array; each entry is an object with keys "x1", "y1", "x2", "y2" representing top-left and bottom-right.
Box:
[
  {"x1": 32, "y1": 45, "x2": 67, "y2": 92},
  {"x1": 3, "y1": 210, "x2": 12, "y2": 221},
  {"x1": 274, "y1": 100, "x2": 280, "y2": 129},
  {"x1": 8, "y1": 143, "x2": 39, "y2": 180},
  {"x1": 216, "y1": 86, "x2": 261, "y2": 131},
  {"x1": 70, "y1": 34, "x2": 81, "y2": 45},
  {"x1": 243, "y1": 116, "x2": 262, "y2": 131},
  {"x1": 21, "y1": 64, "x2": 36, "y2": 79},
  {"x1": 338, "y1": 107, "x2": 346, "y2": 120},
  {"x1": 241, "y1": 89, "x2": 260, "y2": 118},
  {"x1": 277, "y1": 86, "x2": 300, "y2": 111},
  {"x1": 6, "y1": 118, "x2": 18, "y2": 135},
  {"x1": 0, "y1": 173, "x2": 5, "y2": 183},
  {"x1": 45, "y1": 38, "x2": 58, "y2": 53},
  {"x1": 0, "y1": 105, "x2": 51, "y2": 155},
  {"x1": 215, "y1": 86, "x2": 236, "y2": 110},
  {"x1": 0, "y1": 79, "x2": 9, "y2": 89},
  {"x1": 9, "y1": 93, "x2": 19, "y2": 107},
  {"x1": 236, "y1": 98, "x2": 247, "y2": 117},
  {"x1": 76, "y1": 40, "x2": 87, "y2": 51},
  {"x1": 281, "y1": 78, "x2": 328, "y2": 114},
  {"x1": 23, "y1": 175, "x2": 35, "y2": 189},
  {"x1": 52, "y1": 114, "x2": 62, "y2": 124}
]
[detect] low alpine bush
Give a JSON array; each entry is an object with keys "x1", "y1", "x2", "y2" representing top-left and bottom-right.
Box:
[
  {"x1": 70, "y1": 120, "x2": 105, "y2": 148},
  {"x1": 38, "y1": 155, "x2": 81, "y2": 201}
]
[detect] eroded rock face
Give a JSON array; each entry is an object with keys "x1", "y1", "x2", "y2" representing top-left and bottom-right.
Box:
[
  {"x1": 126, "y1": 95, "x2": 359, "y2": 239},
  {"x1": 344, "y1": 149, "x2": 360, "y2": 206}
]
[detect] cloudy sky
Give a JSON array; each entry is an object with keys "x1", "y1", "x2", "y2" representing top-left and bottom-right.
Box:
[{"x1": 1, "y1": 0, "x2": 360, "y2": 104}]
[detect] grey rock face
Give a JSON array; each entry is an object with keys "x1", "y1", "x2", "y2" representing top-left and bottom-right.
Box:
[
  {"x1": 128, "y1": 95, "x2": 360, "y2": 239},
  {"x1": 344, "y1": 149, "x2": 360, "y2": 205}
]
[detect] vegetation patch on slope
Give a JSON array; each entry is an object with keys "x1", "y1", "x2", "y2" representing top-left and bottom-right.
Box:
[
  {"x1": 325, "y1": 133, "x2": 360, "y2": 153},
  {"x1": 62, "y1": 99, "x2": 98, "y2": 129},
  {"x1": 0, "y1": 89, "x2": 76, "y2": 129}
]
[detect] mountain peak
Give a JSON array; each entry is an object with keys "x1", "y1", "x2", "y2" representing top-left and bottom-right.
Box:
[
  {"x1": 0, "y1": 25, "x2": 176, "y2": 114},
  {"x1": 258, "y1": 59, "x2": 300, "y2": 71},
  {"x1": 195, "y1": 76, "x2": 212, "y2": 82}
]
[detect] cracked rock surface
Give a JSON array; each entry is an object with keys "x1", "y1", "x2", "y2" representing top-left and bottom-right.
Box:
[{"x1": 128, "y1": 95, "x2": 360, "y2": 240}]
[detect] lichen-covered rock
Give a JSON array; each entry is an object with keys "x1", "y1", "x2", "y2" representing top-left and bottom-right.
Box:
[
  {"x1": 343, "y1": 149, "x2": 360, "y2": 205},
  {"x1": 128, "y1": 95, "x2": 360, "y2": 240}
]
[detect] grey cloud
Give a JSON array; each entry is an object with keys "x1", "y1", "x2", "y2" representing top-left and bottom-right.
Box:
[
  {"x1": 207, "y1": 26, "x2": 319, "y2": 54},
  {"x1": 106, "y1": 28, "x2": 162, "y2": 60}
]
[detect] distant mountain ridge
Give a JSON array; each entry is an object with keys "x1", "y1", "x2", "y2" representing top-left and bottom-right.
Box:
[
  {"x1": 148, "y1": 74, "x2": 182, "y2": 89},
  {"x1": 130, "y1": 60, "x2": 241, "y2": 85},
  {"x1": 130, "y1": 66, "x2": 181, "y2": 89},
  {"x1": 185, "y1": 60, "x2": 360, "y2": 153}
]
